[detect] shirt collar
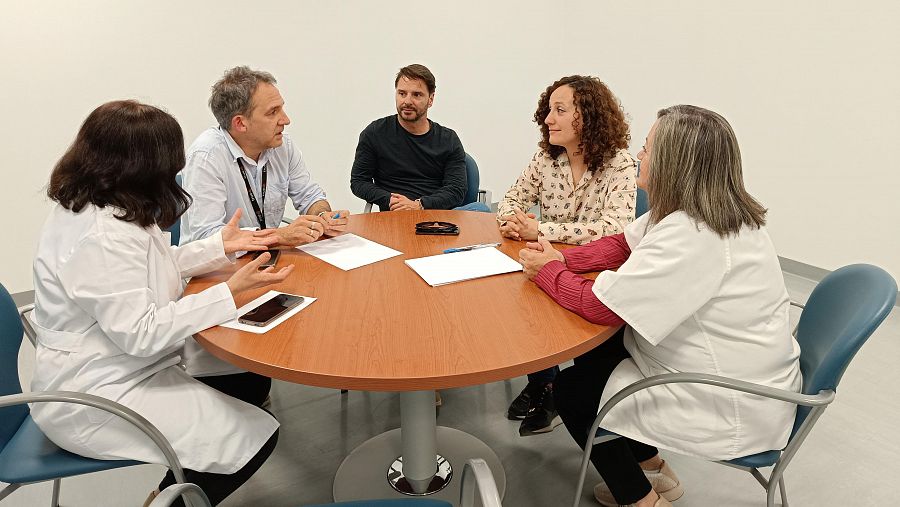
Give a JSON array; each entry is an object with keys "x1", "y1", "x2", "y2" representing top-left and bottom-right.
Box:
[{"x1": 219, "y1": 127, "x2": 269, "y2": 168}]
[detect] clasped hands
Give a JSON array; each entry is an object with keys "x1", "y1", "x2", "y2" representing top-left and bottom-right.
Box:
[
  {"x1": 389, "y1": 193, "x2": 422, "y2": 211},
  {"x1": 273, "y1": 210, "x2": 351, "y2": 247},
  {"x1": 518, "y1": 237, "x2": 565, "y2": 280},
  {"x1": 499, "y1": 210, "x2": 539, "y2": 241}
]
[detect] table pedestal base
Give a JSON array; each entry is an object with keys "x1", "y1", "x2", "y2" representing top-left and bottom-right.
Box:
[{"x1": 333, "y1": 427, "x2": 506, "y2": 502}]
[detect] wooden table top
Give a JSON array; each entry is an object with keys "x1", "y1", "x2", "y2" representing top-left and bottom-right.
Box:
[{"x1": 186, "y1": 210, "x2": 617, "y2": 391}]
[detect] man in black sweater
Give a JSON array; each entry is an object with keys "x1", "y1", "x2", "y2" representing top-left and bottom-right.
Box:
[{"x1": 351, "y1": 64, "x2": 484, "y2": 212}]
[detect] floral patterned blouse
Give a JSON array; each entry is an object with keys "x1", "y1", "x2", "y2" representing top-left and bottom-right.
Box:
[{"x1": 497, "y1": 148, "x2": 637, "y2": 245}]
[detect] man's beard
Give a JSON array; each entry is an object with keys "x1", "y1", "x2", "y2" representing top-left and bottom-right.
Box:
[{"x1": 398, "y1": 106, "x2": 424, "y2": 122}]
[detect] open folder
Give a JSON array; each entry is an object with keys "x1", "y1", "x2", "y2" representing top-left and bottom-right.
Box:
[{"x1": 405, "y1": 247, "x2": 523, "y2": 286}]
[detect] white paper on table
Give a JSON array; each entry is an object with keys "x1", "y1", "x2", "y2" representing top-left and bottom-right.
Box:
[
  {"x1": 404, "y1": 247, "x2": 523, "y2": 286},
  {"x1": 219, "y1": 290, "x2": 316, "y2": 334},
  {"x1": 296, "y1": 233, "x2": 402, "y2": 270}
]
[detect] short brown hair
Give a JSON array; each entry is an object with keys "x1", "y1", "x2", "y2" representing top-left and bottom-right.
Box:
[
  {"x1": 648, "y1": 105, "x2": 767, "y2": 236},
  {"x1": 534, "y1": 76, "x2": 630, "y2": 171},
  {"x1": 395, "y1": 64, "x2": 436, "y2": 94},
  {"x1": 48, "y1": 100, "x2": 191, "y2": 228}
]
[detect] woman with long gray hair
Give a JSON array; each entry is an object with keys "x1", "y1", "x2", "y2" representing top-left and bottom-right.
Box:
[{"x1": 518, "y1": 105, "x2": 801, "y2": 507}]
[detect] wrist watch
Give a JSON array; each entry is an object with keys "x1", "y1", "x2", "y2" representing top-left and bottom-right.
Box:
[
  {"x1": 317, "y1": 211, "x2": 328, "y2": 218},
  {"x1": 415, "y1": 199, "x2": 423, "y2": 210}
]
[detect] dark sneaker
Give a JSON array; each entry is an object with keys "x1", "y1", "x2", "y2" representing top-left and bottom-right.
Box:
[
  {"x1": 507, "y1": 383, "x2": 536, "y2": 420},
  {"x1": 518, "y1": 382, "x2": 562, "y2": 436}
]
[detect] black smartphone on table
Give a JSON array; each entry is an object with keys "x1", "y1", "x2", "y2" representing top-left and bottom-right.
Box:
[
  {"x1": 238, "y1": 294, "x2": 304, "y2": 327},
  {"x1": 253, "y1": 249, "x2": 281, "y2": 269}
]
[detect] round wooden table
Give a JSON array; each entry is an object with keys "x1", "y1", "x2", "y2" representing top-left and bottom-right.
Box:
[{"x1": 186, "y1": 210, "x2": 618, "y2": 502}]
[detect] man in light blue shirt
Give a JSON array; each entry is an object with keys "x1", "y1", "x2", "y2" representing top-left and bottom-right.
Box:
[{"x1": 180, "y1": 66, "x2": 349, "y2": 247}]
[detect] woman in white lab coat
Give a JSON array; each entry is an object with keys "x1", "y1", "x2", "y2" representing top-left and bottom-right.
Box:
[
  {"x1": 519, "y1": 105, "x2": 801, "y2": 507},
  {"x1": 30, "y1": 100, "x2": 293, "y2": 506}
]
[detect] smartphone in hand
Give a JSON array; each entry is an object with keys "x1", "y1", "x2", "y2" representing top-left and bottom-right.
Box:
[
  {"x1": 253, "y1": 249, "x2": 281, "y2": 269},
  {"x1": 238, "y1": 294, "x2": 304, "y2": 327}
]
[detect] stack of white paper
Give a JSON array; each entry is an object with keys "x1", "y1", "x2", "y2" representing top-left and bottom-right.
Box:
[
  {"x1": 405, "y1": 247, "x2": 523, "y2": 286},
  {"x1": 297, "y1": 233, "x2": 402, "y2": 270}
]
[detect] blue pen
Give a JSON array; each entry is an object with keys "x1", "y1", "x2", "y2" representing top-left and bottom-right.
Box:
[
  {"x1": 332, "y1": 211, "x2": 341, "y2": 219},
  {"x1": 443, "y1": 242, "x2": 501, "y2": 254}
]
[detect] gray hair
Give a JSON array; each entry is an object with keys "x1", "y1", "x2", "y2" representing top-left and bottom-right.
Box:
[
  {"x1": 209, "y1": 66, "x2": 277, "y2": 131},
  {"x1": 648, "y1": 105, "x2": 766, "y2": 236}
]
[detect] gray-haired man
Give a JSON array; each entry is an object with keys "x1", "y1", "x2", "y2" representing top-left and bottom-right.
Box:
[{"x1": 180, "y1": 66, "x2": 348, "y2": 248}]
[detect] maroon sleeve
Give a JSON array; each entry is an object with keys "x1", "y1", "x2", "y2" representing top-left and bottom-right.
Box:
[
  {"x1": 532, "y1": 260, "x2": 626, "y2": 326},
  {"x1": 561, "y1": 233, "x2": 631, "y2": 274}
]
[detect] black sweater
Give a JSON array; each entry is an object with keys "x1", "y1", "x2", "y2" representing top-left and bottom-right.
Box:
[{"x1": 350, "y1": 115, "x2": 467, "y2": 210}]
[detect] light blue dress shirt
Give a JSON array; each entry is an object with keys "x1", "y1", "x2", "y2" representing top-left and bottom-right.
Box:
[{"x1": 179, "y1": 127, "x2": 327, "y2": 244}]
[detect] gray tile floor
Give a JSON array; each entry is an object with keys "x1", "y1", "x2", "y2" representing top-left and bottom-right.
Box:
[{"x1": 5, "y1": 272, "x2": 899, "y2": 506}]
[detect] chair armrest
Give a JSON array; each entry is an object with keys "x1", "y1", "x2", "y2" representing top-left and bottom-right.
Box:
[
  {"x1": 459, "y1": 458, "x2": 502, "y2": 507},
  {"x1": 592, "y1": 372, "x2": 833, "y2": 438},
  {"x1": 282, "y1": 217, "x2": 294, "y2": 225},
  {"x1": 150, "y1": 483, "x2": 212, "y2": 507},
  {"x1": 17, "y1": 303, "x2": 36, "y2": 346},
  {"x1": 571, "y1": 373, "x2": 833, "y2": 507},
  {"x1": 601, "y1": 373, "x2": 831, "y2": 419},
  {"x1": 0, "y1": 391, "x2": 186, "y2": 484},
  {"x1": 363, "y1": 202, "x2": 373, "y2": 213}
]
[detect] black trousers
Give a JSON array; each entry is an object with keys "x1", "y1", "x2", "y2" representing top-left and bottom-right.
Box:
[
  {"x1": 553, "y1": 328, "x2": 658, "y2": 505},
  {"x1": 196, "y1": 372, "x2": 272, "y2": 408},
  {"x1": 157, "y1": 372, "x2": 276, "y2": 506}
]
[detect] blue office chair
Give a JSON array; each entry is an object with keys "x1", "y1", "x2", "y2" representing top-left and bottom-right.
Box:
[
  {"x1": 462, "y1": 153, "x2": 480, "y2": 206},
  {"x1": 635, "y1": 188, "x2": 649, "y2": 219},
  {"x1": 148, "y1": 459, "x2": 501, "y2": 507},
  {"x1": 166, "y1": 173, "x2": 183, "y2": 246},
  {"x1": 635, "y1": 160, "x2": 649, "y2": 219},
  {"x1": 364, "y1": 153, "x2": 482, "y2": 213},
  {"x1": 0, "y1": 283, "x2": 194, "y2": 507},
  {"x1": 571, "y1": 264, "x2": 897, "y2": 507}
]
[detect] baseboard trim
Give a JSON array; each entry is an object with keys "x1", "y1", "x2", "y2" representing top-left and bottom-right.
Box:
[
  {"x1": 11, "y1": 290, "x2": 34, "y2": 307},
  {"x1": 778, "y1": 256, "x2": 830, "y2": 283},
  {"x1": 778, "y1": 256, "x2": 899, "y2": 307}
]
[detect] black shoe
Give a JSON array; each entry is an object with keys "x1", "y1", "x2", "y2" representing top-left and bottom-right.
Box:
[
  {"x1": 507, "y1": 381, "x2": 541, "y2": 420},
  {"x1": 518, "y1": 382, "x2": 561, "y2": 436}
]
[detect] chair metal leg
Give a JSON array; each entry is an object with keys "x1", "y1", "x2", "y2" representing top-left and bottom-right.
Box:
[
  {"x1": 50, "y1": 479, "x2": 61, "y2": 507},
  {"x1": 779, "y1": 477, "x2": 788, "y2": 506}
]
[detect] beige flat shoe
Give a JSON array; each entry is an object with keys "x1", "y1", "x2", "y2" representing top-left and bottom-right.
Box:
[
  {"x1": 614, "y1": 492, "x2": 673, "y2": 507},
  {"x1": 593, "y1": 460, "x2": 683, "y2": 506},
  {"x1": 435, "y1": 390, "x2": 442, "y2": 407}
]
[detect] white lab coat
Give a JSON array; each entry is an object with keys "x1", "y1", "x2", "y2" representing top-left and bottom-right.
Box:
[
  {"x1": 30, "y1": 204, "x2": 278, "y2": 474},
  {"x1": 593, "y1": 212, "x2": 802, "y2": 460}
]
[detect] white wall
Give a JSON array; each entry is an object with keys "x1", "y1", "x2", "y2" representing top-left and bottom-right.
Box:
[{"x1": 2, "y1": 1, "x2": 898, "y2": 292}]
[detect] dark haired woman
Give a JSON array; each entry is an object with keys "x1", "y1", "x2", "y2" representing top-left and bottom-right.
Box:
[
  {"x1": 519, "y1": 106, "x2": 801, "y2": 506},
  {"x1": 30, "y1": 100, "x2": 291, "y2": 506},
  {"x1": 498, "y1": 76, "x2": 637, "y2": 435}
]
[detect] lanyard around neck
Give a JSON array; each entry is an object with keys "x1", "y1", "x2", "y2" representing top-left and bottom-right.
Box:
[{"x1": 236, "y1": 158, "x2": 267, "y2": 229}]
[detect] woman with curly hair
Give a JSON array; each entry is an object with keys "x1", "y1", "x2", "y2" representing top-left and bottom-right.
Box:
[{"x1": 498, "y1": 76, "x2": 637, "y2": 436}]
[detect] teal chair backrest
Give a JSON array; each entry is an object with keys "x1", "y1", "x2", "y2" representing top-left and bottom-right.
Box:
[
  {"x1": 635, "y1": 188, "x2": 649, "y2": 218},
  {"x1": 790, "y1": 264, "x2": 896, "y2": 435},
  {"x1": 168, "y1": 173, "x2": 183, "y2": 246},
  {"x1": 463, "y1": 154, "x2": 480, "y2": 205},
  {"x1": 0, "y1": 283, "x2": 28, "y2": 449}
]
